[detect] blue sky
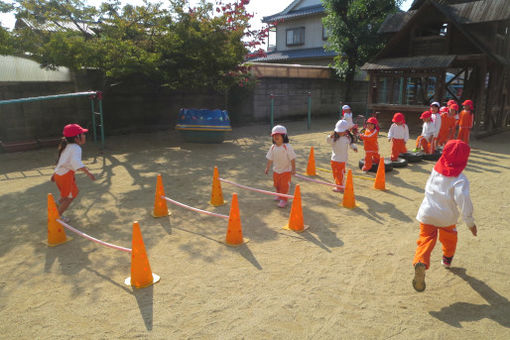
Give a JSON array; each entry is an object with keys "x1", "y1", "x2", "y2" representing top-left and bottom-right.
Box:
[{"x1": 1, "y1": 0, "x2": 414, "y2": 30}]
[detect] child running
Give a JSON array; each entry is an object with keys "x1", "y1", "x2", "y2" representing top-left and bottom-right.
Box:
[
  {"x1": 51, "y1": 124, "x2": 96, "y2": 222},
  {"x1": 387, "y1": 112, "x2": 409, "y2": 161},
  {"x1": 359, "y1": 117, "x2": 380, "y2": 172},
  {"x1": 457, "y1": 99, "x2": 474, "y2": 144},
  {"x1": 415, "y1": 111, "x2": 437, "y2": 154},
  {"x1": 412, "y1": 139, "x2": 477, "y2": 292},
  {"x1": 326, "y1": 120, "x2": 358, "y2": 192},
  {"x1": 265, "y1": 125, "x2": 297, "y2": 208}
]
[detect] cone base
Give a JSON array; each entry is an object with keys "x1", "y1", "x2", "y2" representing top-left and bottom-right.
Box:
[
  {"x1": 283, "y1": 225, "x2": 310, "y2": 233},
  {"x1": 124, "y1": 273, "x2": 160, "y2": 289},
  {"x1": 210, "y1": 200, "x2": 227, "y2": 207},
  {"x1": 152, "y1": 210, "x2": 171, "y2": 218},
  {"x1": 305, "y1": 172, "x2": 317, "y2": 176},
  {"x1": 339, "y1": 202, "x2": 357, "y2": 209},
  {"x1": 44, "y1": 236, "x2": 72, "y2": 247},
  {"x1": 374, "y1": 185, "x2": 388, "y2": 191},
  {"x1": 222, "y1": 237, "x2": 249, "y2": 247}
]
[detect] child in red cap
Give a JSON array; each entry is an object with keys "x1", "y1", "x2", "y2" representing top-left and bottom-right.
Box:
[
  {"x1": 457, "y1": 99, "x2": 474, "y2": 144},
  {"x1": 358, "y1": 117, "x2": 380, "y2": 172},
  {"x1": 51, "y1": 124, "x2": 96, "y2": 221},
  {"x1": 436, "y1": 106, "x2": 457, "y2": 146},
  {"x1": 412, "y1": 139, "x2": 477, "y2": 292},
  {"x1": 387, "y1": 112, "x2": 409, "y2": 161},
  {"x1": 414, "y1": 111, "x2": 437, "y2": 154},
  {"x1": 265, "y1": 125, "x2": 296, "y2": 208}
]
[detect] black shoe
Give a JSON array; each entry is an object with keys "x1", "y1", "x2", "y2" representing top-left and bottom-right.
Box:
[{"x1": 413, "y1": 263, "x2": 426, "y2": 292}]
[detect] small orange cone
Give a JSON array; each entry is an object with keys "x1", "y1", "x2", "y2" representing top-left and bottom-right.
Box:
[
  {"x1": 306, "y1": 147, "x2": 317, "y2": 176},
  {"x1": 125, "y1": 221, "x2": 160, "y2": 288},
  {"x1": 283, "y1": 185, "x2": 309, "y2": 232},
  {"x1": 210, "y1": 166, "x2": 226, "y2": 206},
  {"x1": 224, "y1": 193, "x2": 247, "y2": 246},
  {"x1": 374, "y1": 157, "x2": 386, "y2": 190},
  {"x1": 152, "y1": 174, "x2": 170, "y2": 218},
  {"x1": 341, "y1": 170, "x2": 356, "y2": 209},
  {"x1": 46, "y1": 193, "x2": 70, "y2": 246}
]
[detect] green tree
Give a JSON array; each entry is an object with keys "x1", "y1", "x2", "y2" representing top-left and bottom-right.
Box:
[{"x1": 322, "y1": 0, "x2": 401, "y2": 101}]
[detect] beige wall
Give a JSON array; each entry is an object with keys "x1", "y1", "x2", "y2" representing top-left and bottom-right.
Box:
[{"x1": 276, "y1": 14, "x2": 327, "y2": 51}]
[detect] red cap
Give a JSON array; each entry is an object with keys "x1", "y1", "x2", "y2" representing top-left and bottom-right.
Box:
[
  {"x1": 420, "y1": 111, "x2": 432, "y2": 120},
  {"x1": 450, "y1": 103, "x2": 459, "y2": 111},
  {"x1": 63, "y1": 124, "x2": 88, "y2": 137},
  {"x1": 392, "y1": 112, "x2": 405, "y2": 124},
  {"x1": 366, "y1": 117, "x2": 378, "y2": 125},
  {"x1": 447, "y1": 99, "x2": 457, "y2": 107},
  {"x1": 462, "y1": 99, "x2": 474, "y2": 110},
  {"x1": 440, "y1": 106, "x2": 449, "y2": 113},
  {"x1": 434, "y1": 140, "x2": 470, "y2": 177}
]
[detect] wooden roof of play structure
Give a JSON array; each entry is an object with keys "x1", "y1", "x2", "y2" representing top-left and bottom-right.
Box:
[{"x1": 361, "y1": 0, "x2": 510, "y2": 134}]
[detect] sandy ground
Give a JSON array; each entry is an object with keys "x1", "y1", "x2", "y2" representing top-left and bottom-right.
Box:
[{"x1": 0, "y1": 118, "x2": 509, "y2": 339}]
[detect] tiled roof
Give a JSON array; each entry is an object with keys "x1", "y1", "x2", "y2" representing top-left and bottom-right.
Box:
[
  {"x1": 248, "y1": 47, "x2": 336, "y2": 62},
  {"x1": 262, "y1": 5, "x2": 325, "y2": 23},
  {"x1": 361, "y1": 55, "x2": 456, "y2": 70}
]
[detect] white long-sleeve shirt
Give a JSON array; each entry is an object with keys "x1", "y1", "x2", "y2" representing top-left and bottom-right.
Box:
[
  {"x1": 421, "y1": 121, "x2": 437, "y2": 138},
  {"x1": 54, "y1": 144, "x2": 85, "y2": 175},
  {"x1": 387, "y1": 123, "x2": 409, "y2": 142},
  {"x1": 326, "y1": 135, "x2": 357, "y2": 162},
  {"x1": 266, "y1": 143, "x2": 297, "y2": 174},
  {"x1": 432, "y1": 113, "x2": 442, "y2": 136},
  {"x1": 416, "y1": 169, "x2": 475, "y2": 228}
]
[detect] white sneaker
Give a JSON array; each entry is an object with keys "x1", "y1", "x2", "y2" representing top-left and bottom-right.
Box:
[{"x1": 278, "y1": 200, "x2": 287, "y2": 208}]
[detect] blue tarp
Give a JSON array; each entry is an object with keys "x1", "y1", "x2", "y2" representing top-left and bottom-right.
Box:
[{"x1": 175, "y1": 109, "x2": 231, "y2": 131}]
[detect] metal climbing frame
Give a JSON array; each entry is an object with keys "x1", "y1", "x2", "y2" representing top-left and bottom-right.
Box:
[{"x1": 0, "y1": 91, "x2": 105, "y2": 148}]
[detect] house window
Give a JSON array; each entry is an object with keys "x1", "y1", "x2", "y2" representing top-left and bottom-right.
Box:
[
  {"x1": 286, "y1": 27, "x2": 305, "y2": 46},
  {"x1": 322, "y1": 25, "x2": 329, "y2": 40}
]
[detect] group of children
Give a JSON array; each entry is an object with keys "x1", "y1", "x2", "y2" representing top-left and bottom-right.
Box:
[{"x1": 55, "y1": 100, "x2": 477, "y2": 292}]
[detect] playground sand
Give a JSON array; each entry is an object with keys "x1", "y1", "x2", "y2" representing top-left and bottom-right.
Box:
[{"x1": 1, "y1": 118, "x2": 509, "y2": 339}]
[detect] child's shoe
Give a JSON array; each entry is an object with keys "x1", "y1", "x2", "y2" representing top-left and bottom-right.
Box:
[
  {"x1": 278, "y1": 200, "x2": 287, "y2": 208},
  {"x1": 412, "y1": 262, "x2": 426, "y2": 292},
  {"x1": 441, "y1": 255, "x2": 453, "y2": 268},
  {"x1": 273, "y1": 195, "x2": 280, "y2": 201},
  {"x1": 332, "y1": 187, "x2": 343, "y2": 193},
  {"x1": 59, "y1": 216, "x2": 71, "y2": 224}
]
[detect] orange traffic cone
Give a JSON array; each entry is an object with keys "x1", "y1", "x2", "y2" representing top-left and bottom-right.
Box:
[
  {"x1": 342, "y1": 170, "x2": 356, "y2": 209},
  {"x1": 306, "y1": 147, "x2": 317, "y2": 176},
  {"x1": 374, "y1": 158, "x2": 386, "y2": 190},
  {"x1": 46, "y1": 193, "x2": 70, "y2": 246},
  {"x1": 210, "y1": 166, "x2": 226, "y2": 206},
  {"x1": 224, "y1": 193, "x2": 247, "y2": 246},
  {"x1": 125, "y1": 221, "x2": 160, "y2": 288},
  {"x1": 152, "y1": 174, "x2": 170, "y2": 218},
  {"x1": 283, "y1": 185, "x2": 308, "y2": 232}
]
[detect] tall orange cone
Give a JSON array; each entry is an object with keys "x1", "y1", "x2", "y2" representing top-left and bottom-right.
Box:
[
  {"x1": 283, "y1": 185, "x2": 309, "y2": 232},
  {"x1": 224, "y1": 193, "x2": 247, "y2": 246},
  {"x1": 306, "y1": 147, "x2": 317, "y2": 176},
  {"x1": 210, "y1": 166, "x2": 226, "y2": 206},
  {"x1": 341, "y1": 170, "x2": 356, "y2": 209},
  {"x1": 46, "y1": 193, "x2": 70, "y2": 246},
  {"x1": 125, "y1": 221, "x2": 160, "y2": 288},
  {"x1": 374, "y1": 157, "x2": 386, "y2": 190},
  {"x1": 153, "y1": 174, "x2": 170, "y2": 217}
]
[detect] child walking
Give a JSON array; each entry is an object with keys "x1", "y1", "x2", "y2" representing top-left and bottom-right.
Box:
[
  {"x1": 326, "y1": 120, "x2": 358, "y2": 192},
  {"x1": 51, "y1": 124, "x2": 96, "y2": 221},
  {"x1": 265, "y1": 125, "x2": 296, "y2": 208},
  {"x1": 415, "y1": 111, "x2": 437, "y2": 154},
  {"x1": 387, "y1": 112, "x2": 409, "y2": 161},
  {"x1": 457, "y1": 99, "x2": 474, "y2": 144},
  {"x1": 359, "y1": 117, "x2": 380, "y2": 172},
  {"x1": 412, "y1": 139, "x2": 477, "y2": 292}
]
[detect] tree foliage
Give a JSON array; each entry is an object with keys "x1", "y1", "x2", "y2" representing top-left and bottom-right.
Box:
[
  {"x1": 1, "y1": 0, "x2": 266, "y2": 91},
  {"x1": 322, "y1": 0, "x2": 401, "y2": 100}
]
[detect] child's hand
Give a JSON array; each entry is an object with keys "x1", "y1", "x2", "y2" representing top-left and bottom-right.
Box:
[
  {"x1": 265, "y1": 168, "x2": 269, "y2": 175},
  {"x1": 50, "y1": 174, "x2": 55, "y2": 182},
  {"x1": 470, "y1": 225, "x2": 477, "y2": 236},
  {"x1": 291, "y1": 169, "x2": 296, "y2": 175}
]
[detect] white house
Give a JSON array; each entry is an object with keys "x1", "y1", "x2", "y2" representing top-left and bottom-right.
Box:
[{"x1": 251, "y1": 0, "x2": 336, "y2": 65}]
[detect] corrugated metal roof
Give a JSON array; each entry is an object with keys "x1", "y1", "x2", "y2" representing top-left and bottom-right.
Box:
[
  {"x1": 16, "y1": 18, "x2": 97, "y2": 35},
  {"x1": 361, "y1": 55, "x2": 456, "y2": 70},
  {"x1": 445, "y1": 0, "x2": 510, "y2": 23},
  {"x1": 0, "y1": 55, "x2": 71, "y2": 82},
  {"x1": 248, "y1": 47, "x2": 336, "y2": 62},
  {"x1": 262, "y1": 5, "x2": 325, "y2": 23}
]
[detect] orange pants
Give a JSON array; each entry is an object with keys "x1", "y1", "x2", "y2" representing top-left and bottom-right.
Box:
[
  {"x1": 457, "y1": 127, "x2": 471, "y2": 144},
  {"x1": 415, "y1": 136, "x2": 433, "y2": 154},
  {"x1": 330, "y1": 161, "x2": 346, "y2": 186},
  {"x1": 362, "y1": 151, "x2": 379, "y2": 171},
  {"x1": 54, "y1": 170, "x2": 79, "y2": 199},
  {"x1": 413, "y1": 223, "x2": 457, "y2": 269},
  {"x1": 390, "y1": 139, "x2": 407, "y2": 161},
  {"x1": 273, "y1": 171, "x2": 291, "y2": 201}
]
